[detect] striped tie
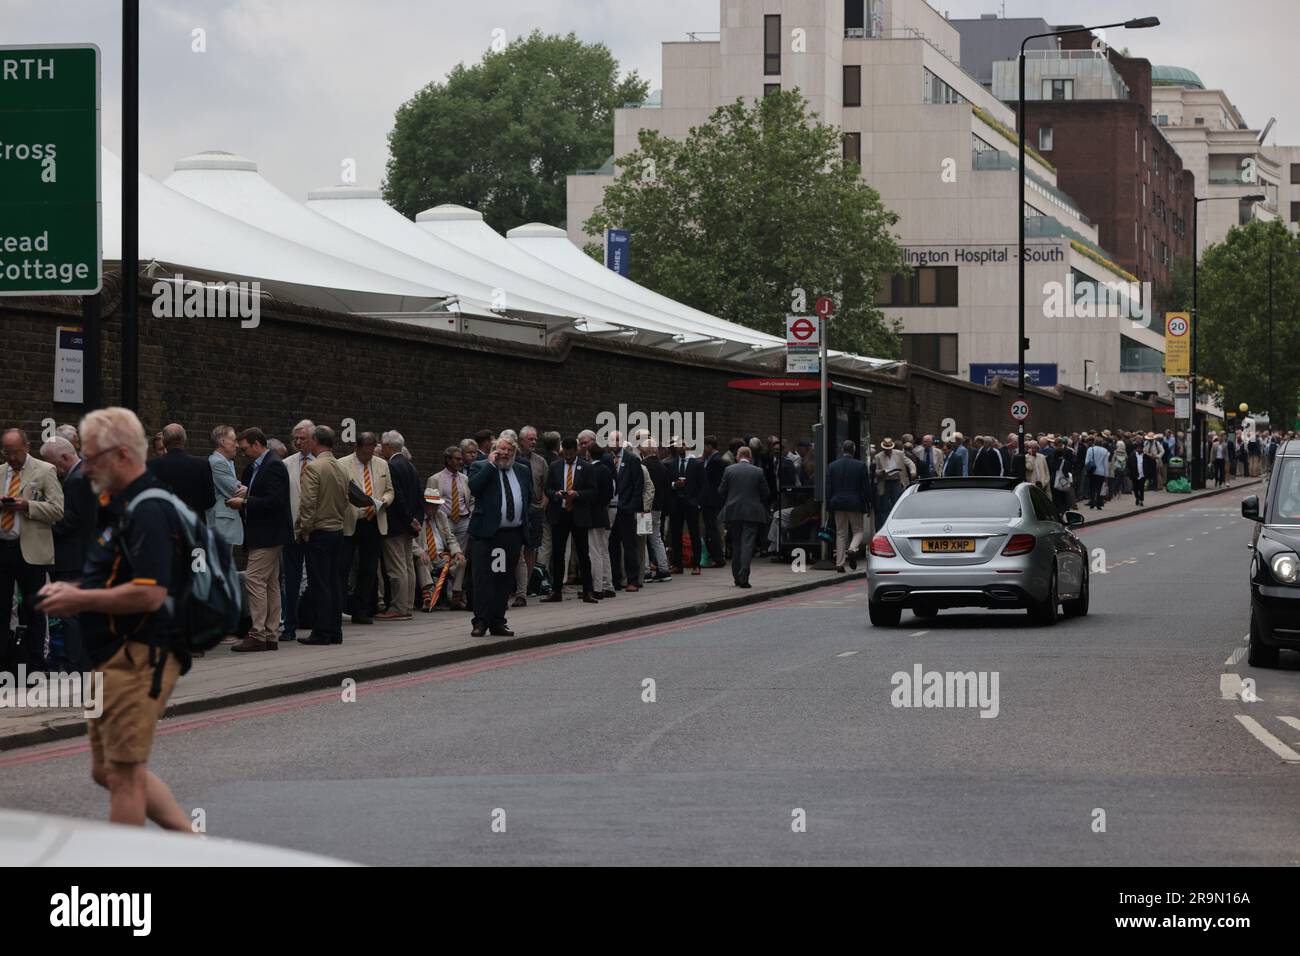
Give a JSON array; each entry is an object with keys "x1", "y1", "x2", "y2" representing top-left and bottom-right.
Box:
[
  {"x1": 449, "y1": 477, "x2": 460, "y2": 522},
  {"x1": 566, "y1": 465, "x2": 573, "y2": 492},
  {"x1": 424, "y1": 519, "x2": 438, "y2": 556},
  {"x1": 300, "y1": 455, "x2": 309, "y2": 481},
  {"x1": 362, "y1": 463, "x2": 374, "y2": 520},
  {"x1": 1, "y1": 468, "x2": 18, "y2": 533}
]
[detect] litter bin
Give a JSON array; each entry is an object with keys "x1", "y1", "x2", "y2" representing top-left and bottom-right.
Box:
[{"x1": 1166, "y1": 456, "x2": 1185, "y2": 483}]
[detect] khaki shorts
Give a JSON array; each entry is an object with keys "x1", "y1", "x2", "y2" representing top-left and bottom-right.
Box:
[{"x1": 87, "y1": 642, "x2": 182, "y2": 766}]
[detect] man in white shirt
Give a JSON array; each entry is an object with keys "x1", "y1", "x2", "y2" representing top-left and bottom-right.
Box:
[
  {"x1": 281, "y1": 419, "x2": 314, "y2": 641},
  {"x1": 1084, "y1": 436, "x2": 1110, "y2": 510}
]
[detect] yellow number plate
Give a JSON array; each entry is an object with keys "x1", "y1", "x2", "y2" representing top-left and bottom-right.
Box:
[{"x1": 921, "y1": 538, "x2": 975, "y2": 553}]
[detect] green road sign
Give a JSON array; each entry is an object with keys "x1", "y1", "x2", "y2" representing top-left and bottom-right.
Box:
[{"x1": 0, "y1": 44, "x2": 101, "y2": 296}]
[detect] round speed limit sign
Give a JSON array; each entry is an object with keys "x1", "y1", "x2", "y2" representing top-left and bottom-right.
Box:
[
  {"x1": 1010, "y1": 399, "x2": 1030, "y2": 422},
  {"x1": 1167, "y1": 315, "x2": 1189, "y2": 337}
]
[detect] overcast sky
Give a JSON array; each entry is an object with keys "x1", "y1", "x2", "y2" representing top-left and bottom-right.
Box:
[{"x1": 6, "y1": 0, "x2": 1295, "y2": 217}]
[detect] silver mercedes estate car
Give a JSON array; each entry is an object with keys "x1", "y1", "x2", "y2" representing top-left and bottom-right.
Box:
[{"x1": 866, "y1": 477, "x2": 1089, "y2": 627}]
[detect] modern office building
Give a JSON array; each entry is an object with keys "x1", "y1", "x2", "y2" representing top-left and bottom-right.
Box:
[
  {"x1": 1150, "y1": 72, "x2": 1280, "y2": 253},
  {"x1": 1262, "y1": 144, "x2": 1300, "y2": 236},
  {"x1": 568, "y1": 0, "x2": 1169, "y2": 397}
]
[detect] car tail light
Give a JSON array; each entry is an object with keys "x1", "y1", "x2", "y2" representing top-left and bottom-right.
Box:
[
  {"x1": 1002, "y1": 534, "x2": 1036, "y2": 557},
  {"x1": 870, "y1": 534, "x2": 896, "y2": 558}
]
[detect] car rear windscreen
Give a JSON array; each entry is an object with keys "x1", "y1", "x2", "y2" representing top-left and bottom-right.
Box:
[{"x1": 891, "y1": 489, "x2": 1022, "y2": 519}]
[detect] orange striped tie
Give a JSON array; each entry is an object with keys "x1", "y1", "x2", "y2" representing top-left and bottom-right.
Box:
[
  {"x1": 424, "y1": 520, "x2": 437, "y2": 555},
  {"x1": 300, "y1": 455, "x2": 309, "y2": 481},
  {"x1": 450, "y1": 477, "x2": 460, "y2": 522},
  {"x1": 1, "y1": 468, "x2": 18, "y2": 533},
  {"x1": 362, "y1": 463, "x2": 374, "y2": 520},
  {"x1": 566, "y1": 465, "x2": 573, "y2": 492}
]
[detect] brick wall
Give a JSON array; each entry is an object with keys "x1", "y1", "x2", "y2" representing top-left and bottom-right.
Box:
[{"x1": 0, "y1": 271, "x2": 1170, "y2": 472}]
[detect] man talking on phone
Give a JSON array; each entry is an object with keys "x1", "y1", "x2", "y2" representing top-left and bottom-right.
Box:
[{"x1": 466, "y1": 434, "x2": 533, "y2": 638}]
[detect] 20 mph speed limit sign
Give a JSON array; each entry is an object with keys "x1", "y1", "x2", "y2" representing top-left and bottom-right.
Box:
[{"x1": 1010, "y1": 399, "x2": 1030, "y2": 422}]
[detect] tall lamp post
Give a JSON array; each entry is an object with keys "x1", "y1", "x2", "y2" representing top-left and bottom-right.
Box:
[
  {"x1": 1191, "y1": 193, "x2": 1264, "y2": 488},
  {"x1": 1018, "y1": 17, "x2": 1158, "y2": 477}
]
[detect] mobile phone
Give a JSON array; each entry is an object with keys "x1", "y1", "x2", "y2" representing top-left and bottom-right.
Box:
[{"x1": 1, "y1": 496, "x2": 15, "y2": 504}]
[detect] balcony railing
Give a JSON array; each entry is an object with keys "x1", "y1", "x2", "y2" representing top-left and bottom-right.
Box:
[{"x1": 972, "y1": 149, "x2": 1093, "y2": 226}]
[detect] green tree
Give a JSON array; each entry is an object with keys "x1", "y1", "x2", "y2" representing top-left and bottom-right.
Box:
[
  {"x1": 583, "y1": 91, "x2": 906, "y2": 359},
  {"x1": 383, "y1": 31, "x2": 647, "y2": 233},
  {"x1": 1197, "y1": 219, "x2": 1300, "y2": 423}
]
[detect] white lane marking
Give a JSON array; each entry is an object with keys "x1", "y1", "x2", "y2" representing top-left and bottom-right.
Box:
[
  {"x1": 1147, "y1": 552, "x2": 1156, "y2": 556},
  {"x1": 1168, "y1": 544, "x2": 1176, "y2": 548},
  {"x1": 1277, "y1": 715, "x2": 1300, "y2": 733},
  {"x1": 1186, "y1": 537, "x2": 1193, "y2": 541},
  {"x1": 909, "y1": 630, "x2": 929, "y2": 637},
  {"x1": 1220, "y1": 673, "x2": 1261, "y2": 701},
  {"x1": 836, "y1": 651, "x2": 859, "y2": 658},
  {"x1": 1235, "y1": 716, "x2": 1300, "y2": 763},
  {"x1": 1224, "y1": 646, "x2": 1247, "y2": 667},
  {"x1": 1202, "y1": 531, "x2": 1210, "y2": 535},
  {"x1": 1216, "y1": 526, "x2": 1223, "y2": 530}
]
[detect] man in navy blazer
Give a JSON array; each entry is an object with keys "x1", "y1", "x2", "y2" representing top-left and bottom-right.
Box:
[
  {"x1": 604, "y1": 432, "x2": 645, "y2": 591},
  {"x1": 146, "y1": 423, "x2": 215, "y2": 520},
  {"x1": 229, "y1": 428, "x2": 291, "y2": 650},
  {"x1": 543, "y1": 436, "x2": 598, "y2": 603},
  {"x1": 466, "y1": 435, "x2": 532, "y2": 637},
  {"x1": 825, "y1": 440, "x2": 872, "y2": 572}
]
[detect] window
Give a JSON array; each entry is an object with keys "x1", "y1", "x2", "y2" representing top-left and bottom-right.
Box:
[
  {"x1": 1194, "y1": 116, "x2": 1204, "y2": 125},
  {"x1": 764, "y1": 83, "x2": 781, "y2": 97},
  {"x1": 901, "y1": 333, "x2": 959, "y2": 374},
  {"x1": 922, "y1": 68, "x2": 965, "y2": 105},
  {"x1": 842, "y1": 132, "x2": 861, "y2": 164},
  {"x1": 1292, "y1": 201, "x2": 1300, "y2": 224},
  {"x1": 876, "y1": 267, "x2": 958, "y2": 307},
  {"x1": 1156, "y1": 114, "x2": 1168, "y2": 126},
  {"x1": 1043, "y1": 78, "x2": 1074, "y2": 100},
  {"x1": 972, "y1": 133, "x2": 996, "y2": 155},
  {"x1": 1121, "y1": 334, "x2": 1164, "y2": 373},
  {"x1": 764, "y1": 14, "x2": 781, "y2": 76},
  {"x1": 1291, "y1": 163, "x2": 1300, "y2": 185},
  {"x1": 845, "y1": 0, "x2": 866, "y2": 38},
  {"x1": 1038, "y1": 125, "x2": 1053, "y2": 151},
  {"x1": 843, "y1": 65, "x2": 861, "y2": 107}
]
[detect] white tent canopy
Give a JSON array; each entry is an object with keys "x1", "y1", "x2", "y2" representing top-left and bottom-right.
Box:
[
  {"x1": 162, "y1": 151, "x2": 506, "y2": 317},
  {"x1": 100, "y1": 149, "x2": 451, "y2": 314},
  {"x1": 413, "y1": 204, "x2": 782, "y2": 355}
]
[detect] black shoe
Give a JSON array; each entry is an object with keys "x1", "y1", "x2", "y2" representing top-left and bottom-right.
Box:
[
  {"x1": 848, "y1": 553, "x2": 857, "y2": 570},
  {"x1": 298, "y1": 634, "x2": 331, "y2": 646},
  {"x1": 543, "y1": 593, "x2": 563, "y2": 603},
  {"x1": 737, "y1": 581, "x2": 752, "y2": 589},
  {"x1": 489, "y1": 627, "x2": 514, "y2": 637},
  {"x1": 653, "y1": 572, "x2": 672, "y2": 582},
  {"x1": 351, "y1": 615, "x2": 374, "y2": 625},
  {"x1": 471, "y1": 626, "x2": 487, "y2": 637},
  {"x1": 601, "y1": 589, "x2": 616, "y2": 598},
  {"x1": 581, "y1": 592, "x2": 599, "y2": 604},
  {"x1": 836, "y1": 566, "x2": 846, "y2": 573}
]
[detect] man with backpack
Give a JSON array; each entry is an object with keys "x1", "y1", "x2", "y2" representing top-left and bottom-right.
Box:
[{"x1": 36, "y1": 407, "x2": 208, "y2": 829}]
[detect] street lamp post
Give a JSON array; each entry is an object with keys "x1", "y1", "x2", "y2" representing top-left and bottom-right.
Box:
[
  {"x1": 1017, "y1": 17, "x2": 1158, "y2": 478},
  {"x1": 1190, "y1": 193, "x2": 1264, "y2": 488}
]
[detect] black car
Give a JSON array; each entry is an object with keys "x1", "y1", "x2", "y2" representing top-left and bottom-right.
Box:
[{"x1": 1242, "y1": 441, "x2": 1300, "y2": 667}]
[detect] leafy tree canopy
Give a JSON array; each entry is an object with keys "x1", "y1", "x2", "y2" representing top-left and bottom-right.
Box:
[
  {"x1": 584, "y1": 91, "x2": 906, "y2": 359},
  {"x1": 384, "y1": 30, "x2": 647, "y2": 233}
]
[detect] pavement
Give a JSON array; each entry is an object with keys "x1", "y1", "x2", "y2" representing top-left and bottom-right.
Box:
[
  {"x1": 0, "y1": 474, "x2": 1293, "y2": 865},
  {"x1": 0, "y1": 476, "x2": 1260, "y2": 751}
]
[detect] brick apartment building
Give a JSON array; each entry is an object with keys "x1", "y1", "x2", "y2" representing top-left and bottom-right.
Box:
[{"x1": 958, "y1": 20, "x2": 1195, "y2": 311}]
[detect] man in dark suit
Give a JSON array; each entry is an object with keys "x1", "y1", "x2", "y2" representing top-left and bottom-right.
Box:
[
  {"x1": 146, "y1": 423, "x2": 215, "y2": 519},
  {"x1": 1126, "y1": 441, "x2": 1157, "y2": 507},
  {"x1": 970, "y1": 436, "x2": 1004, "y2": 476},
  {"x1": 642, "y1": 441, "x2": 673, "y2": 581},
  {"x1": 39, "y1": 435, "x2": 97, "y2": 668},
  {"x1": 466, "y1": 435, "x2": 532, "y2": 637},
  {"x1": 999, "y1": 433, "x2": 1018, "y2": 476},
  {"x1": 699, "y1": 436, "x2": 727, "y2": 568},
  {"x1": 228, "y1": 428, "x2": 291, "y2": 651},
  {"x1": 605, "y1": 432, "x2": 645, "y2": 592},
  {"x1": 719, "y1": 447, "x2": 769, "y2": 588},
  {"x1": 665, "y1": 438, "x2": 703, "y2": 575},
  {"x1": 543, "y1": 437, "x2": 598, "y2": 604},
  {"x1": 581, "y1": 434, "x2": 615, "y2": 597},
  {"x1": 378, "y1": 431, "x2": 422, "y2": 620},
  {"x1": 825, "y1": 440, "x2": 871, "y2": 572}
]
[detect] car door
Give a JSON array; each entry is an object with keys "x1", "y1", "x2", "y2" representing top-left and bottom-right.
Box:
[{"x1": 1030, "y1": 486, "x2": 1082, "y2": 597}]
